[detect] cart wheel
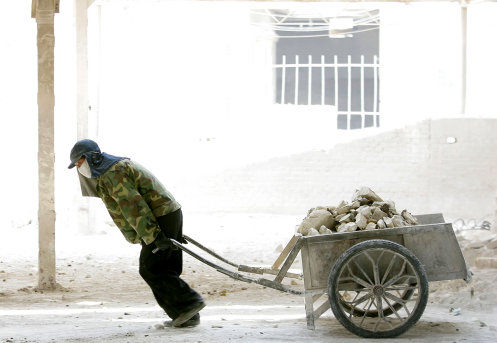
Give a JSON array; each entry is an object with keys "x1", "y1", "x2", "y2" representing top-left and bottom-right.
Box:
[
  {"x1": 341, "y1": 286, "x2": 414, "y2": 318},
  {"x1": 328, "y1": 239, "x2": 428, "y2": 338}
]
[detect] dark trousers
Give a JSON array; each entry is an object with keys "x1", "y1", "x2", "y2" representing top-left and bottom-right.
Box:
[{"x1": 139, "y1": 209, "x2": 203, "y2": 319}]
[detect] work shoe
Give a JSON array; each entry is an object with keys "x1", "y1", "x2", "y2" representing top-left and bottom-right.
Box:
[
  {"x1": 171, "y1": 302, "x2": 206, "y2": 327},
  {"x1": 164, "y1": 313, "x2": 200, "y2": 328}
]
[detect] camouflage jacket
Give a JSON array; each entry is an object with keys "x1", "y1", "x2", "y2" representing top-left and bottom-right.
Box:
[{"x1": 95, "y1": 159, "x2": 181, "y2": 245}]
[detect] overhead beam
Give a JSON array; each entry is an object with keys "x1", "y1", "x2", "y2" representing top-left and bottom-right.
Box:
[
  {"x1": 91, "y1": 0, "x2": 497, "y2": 3},
  {"x1": 32, "y1": 0, "x2": 58, "y2": 291}
]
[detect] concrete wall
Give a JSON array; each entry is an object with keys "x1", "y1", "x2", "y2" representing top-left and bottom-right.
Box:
[{"x1": 179, "y1": 118, "x2": 497, "y2": 225}]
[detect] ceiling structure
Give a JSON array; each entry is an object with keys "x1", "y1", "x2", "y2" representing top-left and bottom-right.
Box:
[{"x1": 251, "y1": 8, "x2": 379, "y2": 38}]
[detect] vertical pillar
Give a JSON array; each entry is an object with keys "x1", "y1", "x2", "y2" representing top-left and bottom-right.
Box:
[
  {"x1": 76, "y1": 0, "x2": 89, "y2": 140},
  {"x1": 32, "y1": 0, "x2": 58, "y2": 290},
  {"x1": 494, "y1": 197, "x2": 497, "y2": 234},
  {"x1": 75, "y1": 0, "x2": 95, "y2": 235},
  {"x1": 460, "y1": 1, "x2": 467, "y2": 115}
]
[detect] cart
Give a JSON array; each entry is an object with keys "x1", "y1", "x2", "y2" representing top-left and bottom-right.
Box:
[{"x1": 171, "y1": 213, "x2": 471, "y2": 338}]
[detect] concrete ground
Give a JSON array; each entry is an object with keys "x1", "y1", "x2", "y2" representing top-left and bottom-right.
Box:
[{"x1": 1, "y1": 213, "x2": 496, "y2": 342}]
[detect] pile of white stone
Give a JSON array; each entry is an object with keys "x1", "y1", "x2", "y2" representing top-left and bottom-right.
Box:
[{"x1": 297, "y1": 187, "x2": 419, "y2": 236}]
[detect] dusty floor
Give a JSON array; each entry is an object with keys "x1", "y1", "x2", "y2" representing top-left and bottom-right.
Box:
[{"x1": 1, "y1": 213, "x2": 496, "y2": 342}]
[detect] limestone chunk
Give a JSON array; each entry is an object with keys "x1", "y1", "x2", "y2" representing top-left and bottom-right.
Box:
[
  {"x1": 372, "y1": 207, "x2": 388, "y2": 221},
  {"x1": 401, "y1": 210, "x2": 418, "y2": 225},
  {"x1": 377, "y1": 219, "x2": 386, "y2": 229},
  {"x1": 386, "y1": 200, "x2": 398, "y2": 214},
  {"x1": 392, "y1": 215, "x2": 406, "y2": 227},
  {"x1": 365, "y1": 222, "x2": 377, "y2": 230},
  {"x1": 337, "y1": 222, "x2": 358, "y2": 233},
  {"x1": 357, "y1": 205, "x2": 372, "y2": 217},
  {"x1": 336, "y1": 203, "x2": 352, "y2": 215},
  {"x1": 356, "y1": 197, "x2": 372, "y2": 205},
  {"x1": 351, "y1": 200, "x2": 361, "y2": 209},
  {"x1": 319, "y1": 225, "x2": 333, "y2": 235},
  {"x1": 355, "y1": 213, "x2": 368, "y2": 230},
  {"x1": 339, "y1": 213, "x2": 354, "y2": 223},
  {"x1": 307, "y1": 228, "x2": 320, "y2": 236},
  {"x1": 353, "y1": 187, "x2": 383, "y2": 203},
  {"x1": 372, "y1": 202, "x2": 391, "y2": 214},
  {"x1": 297, "y1": 209, "x2": 335, "y2": 236},
  {"x1": 383, "y1": 216, "x2": 394, "y2": 228},
  {"x1": 300, "y1": 187, "x2": 418, "y2": 236}
]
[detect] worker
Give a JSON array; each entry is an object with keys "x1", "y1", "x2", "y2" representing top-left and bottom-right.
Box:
[{"x1": 68, "y1": 139, "x2": 205, "y2": 328}]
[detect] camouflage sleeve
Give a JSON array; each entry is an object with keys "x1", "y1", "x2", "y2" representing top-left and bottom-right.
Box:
[
  {"x1": 98, "y1": 188, "x2": 140, "y2": 244},
  {"x1": 100, "y1": 174, "x2": 161, "y2": 245}
]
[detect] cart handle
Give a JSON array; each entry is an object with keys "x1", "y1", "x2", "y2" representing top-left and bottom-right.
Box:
[
  {"x1": 184, "y1": 235, "x2": 302, "y2": 280},
  {"x1": 170, "y1": 238, "x2": 303, "y2": 295}
]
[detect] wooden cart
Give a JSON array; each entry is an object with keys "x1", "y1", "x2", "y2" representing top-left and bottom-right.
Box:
[{"x1": 172, "y1": 213, "x2": 470, "y2": 338}]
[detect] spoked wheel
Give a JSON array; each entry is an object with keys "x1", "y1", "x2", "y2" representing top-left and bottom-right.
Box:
[
  {"x1": 340, "y1": 286, "x2": 415, "y2": 318},
  {"x1": 328, "y1": 239, "x2": 429, "y2": 338}
]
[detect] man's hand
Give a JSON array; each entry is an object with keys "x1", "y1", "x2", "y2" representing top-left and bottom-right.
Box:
[{"x1": 152, "y1": 231, "x2": 177, "y2": 253}]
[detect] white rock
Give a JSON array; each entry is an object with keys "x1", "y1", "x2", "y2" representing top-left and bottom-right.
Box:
[
  {"x1": 339, "y1": 213, "x2": 353, "y2": 223},
  {"x1": 365, "y1": 222, "x2": 377, "y2": 230},
  {"x1": 372, "y1": 207, "x2": 388, "y2": 221},
  {"x1": 353, "y1": 187, "x2": 383, "y2": 202},
  {"x1": 319, "y1": 225, "x2": 333, "y2": 235},
  {"x1": 401, "y1": 210, "x2": 418, "y2": 225},
  {"x1": 392, "y1": 215, "x2": 406, "y2": 227},
  {"x1": 351, "y1": 200, "x2": 361, "y2": 209},
  {"x1": 386, "y1": 200, "x2": 398, "y2": 214},
  {"x1": 383, "y1": 216, "x2": 394, "y2": 228},
  {"x1": 336, "y1": 203, "x2": 352, "y2": 215},
  {"x1": 337, "y1": 222, "x2": 358, "y2": 233},
  {"x1": 297, "y1": 209, "x2": 335, "y2": 235},
  {"x1": 307, "y1": 228, "x2": 320, "y2": 236},
  {"x1": 355, "y1": 213, "x2": 368, "y2": 229},
  {"x1": 377, "y1": 219, "x2": 386, "y2": 229},
  {"x1": 357, "y1": 205, "x2": 372, "y2": 217}
]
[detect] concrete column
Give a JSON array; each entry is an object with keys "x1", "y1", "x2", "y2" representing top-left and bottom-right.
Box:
[
  {"x1": 494, "y1": 198, "x2": 497, "y2": 234},
  {"x1": 32, "y1": 0, "x2": 58, "y2": 290},
  {"x1": 75, "y1": 0, "x2": 89, "y2": 140},
  {"x1": 460, "y1": 2, "x2": 467, "y2": 115},
  {"x1": 75, "y1": 0, "x2": 95, "y2": 235}
]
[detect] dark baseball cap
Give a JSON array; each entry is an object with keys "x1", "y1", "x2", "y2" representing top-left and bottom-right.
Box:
[{"x1": 68, "y1": 139, "x2": 100, "y2": 169}]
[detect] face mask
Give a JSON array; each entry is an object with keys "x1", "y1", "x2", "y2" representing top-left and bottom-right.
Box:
[{"x1": 78, "y1": 159, "x2": 93, "y2": 178}]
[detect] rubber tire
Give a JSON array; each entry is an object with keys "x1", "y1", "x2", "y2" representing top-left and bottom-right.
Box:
[{"x1": 328, "y1": 239, "x2": 429, "y2": 338}]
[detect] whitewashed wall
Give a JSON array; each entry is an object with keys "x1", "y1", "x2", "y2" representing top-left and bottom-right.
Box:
[{"x1": 178, "y1": 118, "x2": 497, "y2": 226}]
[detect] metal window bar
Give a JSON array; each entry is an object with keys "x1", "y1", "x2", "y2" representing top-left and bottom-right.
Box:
[
  {"x1": 334, "y1": 55, "x2": 338, "y2": 115},
  {"x1": 295, "y1": 55, "x2": 299, "y2": 105},
  {"x1": 275, "y1": 55, "x2": 380, "y2": 129},
  {"x1": 361, "y1": 55, "x2": 365, "y2": 129},
  {"x1": 373, "y1": 55, "x2": 379, "y2": 127},
  {"x1": 281, "y1": 55, "x2": 286, "y2": 104},
  {"x1": 321, "y1": 55, "x2": 325, "y2": 106},
  {"x1": 308, "y1": 55, "x2": 312, "y2": 106},
  {"x1": 347, "y1": 55, "x2": 351, "y2": 130}
]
